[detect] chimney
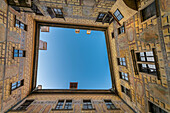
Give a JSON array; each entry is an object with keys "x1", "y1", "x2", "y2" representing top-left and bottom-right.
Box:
[
  {"x1": 69, "y1": 82, "x2": 78, "y2": 89},
  {"x1": 38, "y1": 85, "x2": 42, "y2": 89}
]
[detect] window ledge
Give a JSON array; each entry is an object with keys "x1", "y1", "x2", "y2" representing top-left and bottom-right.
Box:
[
  {"x1": 107, "y1": 108, "x2": 121, "y2": 110},
  {"x1": 51, "y1": 108, "x2": 73, "y2": 111},
  {"x1": 118, "y1": 33, "x2": 125, "y2": 37},
  {"x1": 9, "y1": 110, "x2": 26, "y2": 112},
  {"x1": 82, "y1": 108, "x2": 96, "y2": 111},
  {"x1": 137, "y1": 61, "x2": 155, "y2": 64}
]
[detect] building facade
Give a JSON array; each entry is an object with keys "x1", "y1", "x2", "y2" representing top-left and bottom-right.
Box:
[{"x1": 0, "y1": 0, "x2": 169, "y2": 112}]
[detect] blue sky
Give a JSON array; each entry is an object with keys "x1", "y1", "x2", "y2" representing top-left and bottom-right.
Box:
[{"x1": 37, "y1": 27, "x2": 112, "y2": 89}]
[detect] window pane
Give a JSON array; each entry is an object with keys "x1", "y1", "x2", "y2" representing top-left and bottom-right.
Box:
[{"x1": 147, "y1": 57, "x2": 154, "y2": 62}]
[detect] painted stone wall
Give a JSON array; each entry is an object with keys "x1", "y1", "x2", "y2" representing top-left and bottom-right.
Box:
[
  {"x1": 108, "y1": 0, "x2": 170, "y2": 112},
  {"x1": 0, "y1": 0, "x2": 35, "y2": 112},
  {"x1": 8, "y1": 92, "x2": 134, "y2": 113}
]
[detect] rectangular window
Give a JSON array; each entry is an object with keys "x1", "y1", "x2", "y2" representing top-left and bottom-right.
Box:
[
  {"x1": 114, "y1": 9, "x2": 123, "y2": 21},
  {"x1": 53, "y1": 8, "x2": 64, "y2": 18},
  {"x1": 96, "y1": 12, "x2": 114, "y2": 24},
  {"x1": 112, "y1": 32, "x2": 114, "y2": 38},
  {"x1": 136, "y1": 49, "x2": 160, "y2": 77},
  {"x1": 138, "y1": 64, "x2": 156, "y2": 75},
  {"x1": 64, "y1": 100, "x2": 72, "y2": 110},
  {"x1": 131, "y1": 50, "x2": 138, "y2": 75},
  {"x1": 83, "y1": 100, "x2": 93, "y2": 110},
  {"x1": 14, "y1": 17, "x2": 27, "y2": 31},
  {"x1": 149, "y1": 101, "x2": 168, "y2": 113},
  {"x1": 55, "y1": 100, "x2": 64, "y2": 109},
  {"x1": 141, "y1": 2, "x2": 156, "y2": 22},
  {"x1": 121, "y1": 85, "x2": 131, "y2": 98},
  {"x1": 13, "y1": 48, "x2": 26, "y2": 58},
  {"x1": 117, "y1": 58, "x2": 126, "y2": 66},
  {"x1": 104, "y1": 100, "x2": 116, "y2": 110},
  {"x1": 11, "y1": 80, "x2": 24, "y2": 92},
  {"x1": 119, "y1": 72, "x2": 129, "y2": 82},
  {"x1": 118, "y1": 25, "x2": 125, "y2": 34},
  {"x1": 16, "y1": 100, "x2": 34, "y2": 110},
  {"x1": 136, "y1": 51, "x2": 155, "y2": 62}
]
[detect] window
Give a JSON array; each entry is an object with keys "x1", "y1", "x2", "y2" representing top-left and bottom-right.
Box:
[
  {"x1": 121, "y1": 85, "x2": 131, "y2": 98},
  {"x1": 149, "y1": 101, "x2": 168, "y2": 113},
  {"x1": 119, "y1": 72, "x2": 129, "y2": 82},
  {"x1": 136, "y1": 49, "x2": 160, "y2": 77},
  {"x1": 64, "y1": 100, "x2": 72, "y2": 110},
  {"x1": 11, "y1": 80, "x2": 24, "y2": 93},
  {"x1": 14, "y1": 17, "x2": 27, "y2": 31},
  {"x1": 112, "y1": 32, "x2": 114, "y2": 38},
  {"x1": 138, "y1": 64, "x2": 156, "y2": 75},
  {"x1": 131, "y1": 50, "x2": 138, "y2": 75},
  {"x1": 104, "y1": 100, "x2": 116, "y2": 110},
  {"x1": 118, "y1": 25, "x2": 125, "y2": 34},
  {"x1": 47, "y1": 7, "x2": 64, "y2": 18},
  {"x1": 55, "y1": 100, "x2": 64, "y2": 109},
  {"x1": 83, "y1": 100, "x2": 93, "y2": 110},
  {"x1": 70, "y1": 82, "x2": 78, "y2": 89},
  {"x1": 13, "y1": 48, "x2": 26, "y2": 58},
  {"x1": 117, "y1": 58, "x2": 126, "y2": 66},
  {"x1": 141, "y1": 2, "x2": 156, "y2": 22},
  {"x1": 16, "y1": 100, "x2": 34, "y2": 110},
  {"x1": 53, "y1": 8, "x2": 63, "y2": 17},
  {"x1": 114, "y1": 9, "x2": 123, "y2": 21},
  {"x1": 136, "y1": 51, "x2": 155, "y2": 62},
  {"x1": 96, "y1": 12, "x2": 114, "y2": 24}
]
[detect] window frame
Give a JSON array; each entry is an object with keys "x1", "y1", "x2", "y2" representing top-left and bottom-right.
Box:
[
  {"x1": 10, "y1": 79, "x2": 24, "y2": 94},
  {"x1": 104, "y1": 100, "x2": 117, "y2": 110},
  {"x1": 55, "y1": 100, "x2": 65, "y2": 110},
  {"x1": 82, "y1": 100, "x2": 94, "y2": 110},
  {"x1": 118, "y1": 24, "x2": 125, "y2": 35},
  {"x1": 13, "y1": 47, "x2": 26, "y2": 59},
  {"x1": 64, "y1": 100, "x2": 72, "y2": 110},
  {"x1": 140, "y1": 1, "x2": 156, "y2": 22},
  {"x1": 113, "y1": 9, "x2": 124, "y2": 21},
  {"x1": 15, "y1": 100, "x2": 34, "y2": 111},
  {"x1": 117, "y1": 57, "x2": 126, "y2": 67},
  {"x1": 121, "y1": 85, "x2": 131, "y2": 98},
  {"x1": 14, "y1": 16, "x2": 27, "y2": 31},
  {"x1": 96, "y1": 12, "x2": 114, "y2": 24},
  {"x1": 136, "y1": 48, "x2": 160, "y2": 78},
  {"x1": 119, "y1": 72, "x2": 129, "y2": 82}
]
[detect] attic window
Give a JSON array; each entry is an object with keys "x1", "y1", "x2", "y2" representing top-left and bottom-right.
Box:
[
  {"x1": 70, "y1": 82, "x2": 78, "y2": 89},
  {"x1": 96, "y1": 12, "x2": 114, "y2": 24},
  {"x1": 114, "y1": 9, "x2": 123, "y2": 21}
]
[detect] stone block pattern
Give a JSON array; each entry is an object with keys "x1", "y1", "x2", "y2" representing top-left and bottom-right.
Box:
[{"x1": 9, "y1": 93, "x2": 134, "y2": 113}]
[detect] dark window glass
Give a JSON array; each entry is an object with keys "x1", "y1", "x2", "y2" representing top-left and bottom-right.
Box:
[
  {"x1": 118, "y1": 58, "x2": 126, "y2": 66},
  {"x1": 64, "y1": 100, "x2": 72, "y2": 109},
  {"x1": 11, "y1": 80, "x2": 24, "y2": 92},
  {"x1": 118, "y1": 25, "x2": 125, "y2": 34},
  {"x1": 15, "y1": 19, "x2": 27, "y2": 31},
  {"x1": 121, "y1": 85, "x2": 131, "y2": 98},
  {"x1": 56, "y1": 100, "x2": 64, "y2": 109},
  {"x1": 136, "y1": 51, "x2": 155, "y2": 62},
  {"x1": 114, "y1": 9, "x2": 123, "y2": 21},
  {"x1": 96, "y1": 13, "x2": 114, "y2": 24},
  {"x1": 138, "y1": 64, "x2": 157, "y2": 75},
  {"x1": 141, "y1": 2, "x2": 156, "y2": 22},
  {"x1": 119, "y1": 72, "x2": 129, "y2": 82},
  {"x1": 53, "y1": 8, "x2": 63, "y2": 17},
  {"x1": 149, "y1": 101, "x2": 168, "y2": 113},
  {"x1": 104, "y1": 100, "x2": 116, "y2": 110},
  {"x1": 13, "y1": 48, "x2": 25, "y2": 58},
  {"x1": 16, "y1": 100, "x2": 33, "y2": 110},
  {"x1": 83, "y1": 100, "x2": 93, "y2": 110}
]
